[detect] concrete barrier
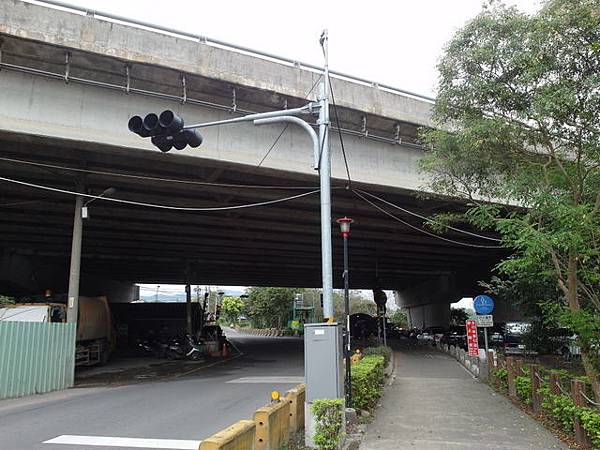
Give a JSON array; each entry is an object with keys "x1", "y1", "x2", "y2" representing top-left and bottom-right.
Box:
[
  {"x1": 254, "y1": 400, "x2": 290, "y2": 450},
  {"x1": 199, "y1": 420, "x2": 256, "y2": 450},
  {"x1": 285, "y1": 384, "x2": 306, "y2": 433}
]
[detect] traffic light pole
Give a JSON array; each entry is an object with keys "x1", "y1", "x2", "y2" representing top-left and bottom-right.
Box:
[
  {"x1": 182, "y1": 73, "x2": 334, "y2": 320},
  {"x1": 129, "y1": 31, "x2": 339, "y2": 446}
]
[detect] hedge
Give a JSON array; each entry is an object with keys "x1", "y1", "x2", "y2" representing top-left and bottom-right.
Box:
[
  {"x1": 311, "y1": 399, "x2": 344, "y2": 450},
  {"x1": 351, "y1": 355, "x2": 385, "y2": 410},
  {"x1": 362, "y1": 346, "x2": 392, "y2": 365}
]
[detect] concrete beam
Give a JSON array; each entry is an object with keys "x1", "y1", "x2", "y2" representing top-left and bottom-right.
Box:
[
  {"x1": 0, "y1": 1, "x2": 433, "y2": 128},
  {"x1": 0, "y1": 70, "x2": 428, "y2": 191}
]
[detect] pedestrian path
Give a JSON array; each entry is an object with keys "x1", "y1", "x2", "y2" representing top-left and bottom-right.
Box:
[{"x1": 361, "y1": 342, "x2": 569, "y2": 450}]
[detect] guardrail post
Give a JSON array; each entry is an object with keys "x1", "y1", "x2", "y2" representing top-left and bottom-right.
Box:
[
  {"x1": 571, "y1": 379, "x2": 592, "y2": 448},
  {"x1": 506, "y1": 357, "x2": 517, "y2": 398},
  {"x1": 284, "y1": 385, "x2": 306, "y2": 433},
  {"x1": 530, "y1": 364, "x2": 542, "y2": 415}
]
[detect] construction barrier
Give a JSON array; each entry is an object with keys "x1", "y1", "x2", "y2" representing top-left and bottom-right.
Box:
[
  {"x1": 0, "y1": 322, "x2": 76, "y2": 399},
  {"x1": 284, "y1": 384, "x2": 306, "y2": 433},
  {"x1": 254, "y1": 399, "x2": 290, "y2": 450},
  {"x1": 199, "y1": 420, "x2": 256, "y2": 450}
]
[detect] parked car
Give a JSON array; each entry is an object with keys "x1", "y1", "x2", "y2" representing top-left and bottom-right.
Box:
[
  {"x1": 418, "y1": 326, "x2": 447, "y2": 346},
  {"x1": 503, "y1": 321, "x2": 536, "y2": 355},
  {"x1": 440, "y1": 326, "x2": 466, "y2": 348}
]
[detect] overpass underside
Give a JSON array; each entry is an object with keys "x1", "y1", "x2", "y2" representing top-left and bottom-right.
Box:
[{"x1": 0, "y1": 132, "x2": 501, "y2": 297}]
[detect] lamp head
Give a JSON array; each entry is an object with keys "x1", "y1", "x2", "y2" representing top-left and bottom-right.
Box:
[{"x1": 336, "y1": 216, "x2": 354, "y2": 237}]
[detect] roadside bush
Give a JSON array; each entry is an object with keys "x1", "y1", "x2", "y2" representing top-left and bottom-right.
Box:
[
  {"x1": 540, "y1": 388, "x2": 576, "y2": 433},
  {"x1": 362, "y1": 346, "x2": 392, "y2": 365},
  {"x1": 493, "y1": 367, "x2": 508, "y2": 392},
  {"x1": 351, "y1": 355, "x2": 385, "y2": 410},
  {"x1": 515, "y1": 375, "x2": 532, "y2": 405},
  {"x1": 577, "y1": 408, "x2": 600, "y2": 449},
  {"x1": 311, "y1": 399, "x2": 344, "y2": 450}
]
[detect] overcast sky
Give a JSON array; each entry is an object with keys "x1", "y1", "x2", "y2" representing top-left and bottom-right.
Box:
[
  {"x1": 39, "y1": 0, "x2": 539, "y2": 302},
  {"x1": 38, "y1": 0, "x2": 541, "y2": 98}
]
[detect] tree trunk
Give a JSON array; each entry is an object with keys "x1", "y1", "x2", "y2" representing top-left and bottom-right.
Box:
[{"x1": 566, "y1": 253, "x2": 600, "y2": 402}]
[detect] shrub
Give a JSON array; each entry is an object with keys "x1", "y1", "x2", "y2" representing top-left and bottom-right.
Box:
[
  {"x1": 493, "y1": 367, "x2": 508, "y2": 392},
  {"x1": 515, "y1": 375, "x2": 532, "y2": 405},
  {"x1": 351, "y1": 355, "x2": 385, "y2": 410},
  {"x1": 311, "y1": 399, "x2": 344, "y2": 450},
  {"x1": 577, "y1": 408, "x2": 600, "y2": 449},
  {"x1": 362, "y1": 346, "x2": 392, "y2": 365},
  {"x1": 539, "y1": 388, "x2": 576, "y2": 433}
]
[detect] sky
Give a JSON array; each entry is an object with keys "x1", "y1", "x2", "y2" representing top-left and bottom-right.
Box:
[
  {"x1": 36, "y1": 0, "x2": 539, "y2": 304},
  {"x1": 34, "y1": 0, "x2": 541, "y2": 98}
]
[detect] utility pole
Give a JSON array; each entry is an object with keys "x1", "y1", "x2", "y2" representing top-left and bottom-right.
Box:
[{"x1": 66, "y1": 192, "x2": 83, "y2": 324}]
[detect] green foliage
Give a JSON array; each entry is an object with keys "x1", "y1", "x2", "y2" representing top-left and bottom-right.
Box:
[
  {"x1": 515, "y1": 375, "x2": 532, "y2": 405},
  {"x1": 450, "y1": 307, "x2": 470, "y2": 326},
  {"x1": 494, "y1": 367, "x2": 508, "y2": 392},
  {"x1": 0, "y1": 295, "x2": 15, "y2": 306},
  {"x1": 351, "y1": 355, "x2": 385, "y2": 410},
  {"x1": 220, "y1": 296, "x2": 243, "y2": 323},
  {"x1": 389, "y1": 310, "x2": 408, "y2": 328},
  {"x1": 362, "y1": 346, "x2": 392, "y2": 365},
  {"x1": 540, "y1": 389, "x2": 576, "y2": 432},
  {"x1": 311, "y1": 399, "x2": 344, "y2": 450},
  {"x1": 577, "y1": 407, "x2": 600, "y2": 449},
  {"x1": 243, "y1": 287, "x2": 303, "y2": 329},
  {"x1": 422, "y1": 0, "x2": 600, "y2": 399}
]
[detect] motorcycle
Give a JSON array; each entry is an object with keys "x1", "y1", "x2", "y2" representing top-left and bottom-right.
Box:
[{"x1": 165, "y1": 334, "x2": 204, "y2": 361}]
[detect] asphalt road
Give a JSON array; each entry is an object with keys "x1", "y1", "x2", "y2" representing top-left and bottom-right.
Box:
[{"x1": 0, "y1": 330, "x2": 304, "y2": 450}]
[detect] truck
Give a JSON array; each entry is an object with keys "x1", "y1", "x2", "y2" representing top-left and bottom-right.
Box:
[{"x1": 0, "y1": 296, "x2": 114, "y2": 366}]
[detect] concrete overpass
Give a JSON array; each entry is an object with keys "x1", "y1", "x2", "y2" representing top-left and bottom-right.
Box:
[{"x1": 0, "y1": 0, "x2": 509, "y2": 325}]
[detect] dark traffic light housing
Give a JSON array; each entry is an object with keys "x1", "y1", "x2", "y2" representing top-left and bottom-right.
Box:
[{"x1": 128, "y1": 110, "x2": 203, "y2": 152}]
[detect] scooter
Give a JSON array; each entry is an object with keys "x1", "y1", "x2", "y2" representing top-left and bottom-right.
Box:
[{"x1": 165, "y1": 334, "x2": 204, "y2": 361}]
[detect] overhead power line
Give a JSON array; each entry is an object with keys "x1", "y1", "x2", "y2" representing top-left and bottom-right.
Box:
[
  {"x1": 0, "y1": 157, "x2": 318, "y2": 190},
  {"x1": 0, "y1": 175, "x2": 320, "y2": 212},
  {"x1": 329, "y1": 79, "x2": 352, "y2": 188},
  {"x1": 353, "y1": 190, "x2": 503, "y2": 249},
  {"x1": 354, "y1": 189, "x2": 502, "y2": 243}
]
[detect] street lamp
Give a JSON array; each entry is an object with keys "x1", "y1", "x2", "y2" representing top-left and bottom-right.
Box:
[
  {"x1": 336, "y1": 216, "x2": 354, "y2": 407},
  {"x1": 81, "y1": 187, "x2": 116, "y2": 219}
]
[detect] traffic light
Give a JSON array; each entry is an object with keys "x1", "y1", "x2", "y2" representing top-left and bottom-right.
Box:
[{"x1": 127, "y1": 110, "x2": 203, "y2": 152}]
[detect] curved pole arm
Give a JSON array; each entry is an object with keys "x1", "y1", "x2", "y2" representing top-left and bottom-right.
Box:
[{"x1": 253, "y1": 116, "x2": 320, "y2": 170}]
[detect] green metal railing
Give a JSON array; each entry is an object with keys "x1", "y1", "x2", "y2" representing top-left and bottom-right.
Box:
[{"x1": 0, "y1": 322, "x2": 76, "y2": 399}]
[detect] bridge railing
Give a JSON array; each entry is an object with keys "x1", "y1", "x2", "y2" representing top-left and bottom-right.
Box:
[{"x1": 26, "y1": 0, "x2": 434, "y2": 103}]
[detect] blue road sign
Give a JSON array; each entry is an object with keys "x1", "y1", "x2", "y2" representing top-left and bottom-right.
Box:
[{"x1": 473, "y1": 295, "x2": 494, "y2": 315}]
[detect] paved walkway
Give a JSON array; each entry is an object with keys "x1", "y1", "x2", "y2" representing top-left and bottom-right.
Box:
[{"x1": 361, "y1": 341, "x2": 569, "y2": 450}]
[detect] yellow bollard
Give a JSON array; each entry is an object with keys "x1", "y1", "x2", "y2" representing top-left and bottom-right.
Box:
[{"x1": 351, "y1": 349, "x2": 362, "y2": 365}]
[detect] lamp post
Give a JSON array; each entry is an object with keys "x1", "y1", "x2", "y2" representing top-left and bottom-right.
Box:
[
  {"x1": 81, "y1": 187, "x2": 116, "y2": 219},
  {"x1": 336, "y1": 216, "x2": 353, "y2": 407}
]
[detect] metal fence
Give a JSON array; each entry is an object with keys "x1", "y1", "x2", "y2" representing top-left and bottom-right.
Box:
[{"x1": 0, "y1": 322, "x2": 76, "y2": 399}]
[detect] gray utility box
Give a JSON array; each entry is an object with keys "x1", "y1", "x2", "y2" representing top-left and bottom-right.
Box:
[{"x1": 304, "y1": 322, "x2": 344, "y2": 401}]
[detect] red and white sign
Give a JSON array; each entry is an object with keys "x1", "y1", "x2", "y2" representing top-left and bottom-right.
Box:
[{"x1": 466, "y1": 320, "x2": 479, "y2": 357}]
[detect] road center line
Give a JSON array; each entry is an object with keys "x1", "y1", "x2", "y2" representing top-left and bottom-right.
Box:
[
  {"x1": 43, "y1": 435, "x2": 201, "y2": 449},
  {"x1": 226, "y1": 376, "x2": 304, "y2": 384}
]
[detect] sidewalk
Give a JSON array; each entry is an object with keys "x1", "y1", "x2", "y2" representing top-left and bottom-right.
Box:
[{"x1": 361, "y1": 341, "x2": 569, "y2": 450}]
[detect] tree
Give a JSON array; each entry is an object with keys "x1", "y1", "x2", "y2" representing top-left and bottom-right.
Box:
[
  {"x1": 389, "y1": 310, "x2": 408, "y2": 328},
  {"x1": 422, "y1": 0, "x2": 600, "y2": 398},
  {"x1": 243, "y1": 287, "x2": 304, "y2": 329},
  {"x1": 450, "y1": 308, "x2": 470, "y2": 326},
  {"x1": 0, "y1": 295, "x2": 15, "y2": 307},
  {"x1": 220, "y1": 296, "x2": 243, "y2": 324}
]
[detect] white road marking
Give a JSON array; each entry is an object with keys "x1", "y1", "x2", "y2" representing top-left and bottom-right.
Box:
[
  {"x1": 43, "y1": 435, "x2": 201, "y2": 449},
  {"x1": 226, "y1": 376, "x2": 304, "y2": 384}
]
